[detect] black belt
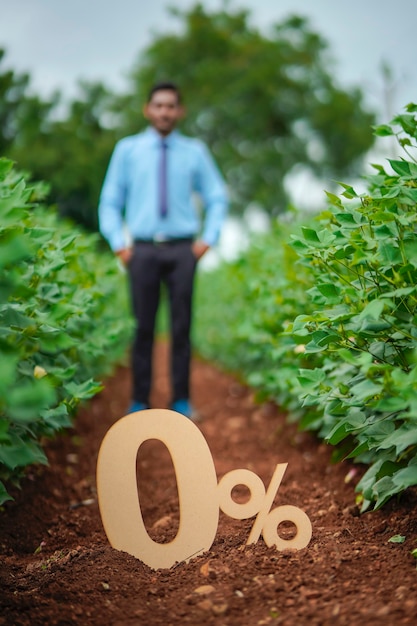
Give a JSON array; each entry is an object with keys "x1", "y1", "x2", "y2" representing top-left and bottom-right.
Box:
[{"x1": 134, "y1": 237, "x2": 194, "y2": 245}]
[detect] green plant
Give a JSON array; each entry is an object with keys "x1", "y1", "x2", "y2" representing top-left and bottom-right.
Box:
[
  {"x1": 0, "y1": 159, "x2": 133, "y2": 504},
  {"x1": 195, "y1": 103, "x2": 417, "y2": 512},
  {"x1": 194, "y1": 216, "x2": 322, "y2": 420},
  {"x1": 290, "y1": 103, "x2": 417, "y2": 510}
]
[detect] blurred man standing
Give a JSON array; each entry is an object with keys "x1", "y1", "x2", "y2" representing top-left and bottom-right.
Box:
[{"x1": 98, "y1": 82, "x2": 228, "y2": 418}]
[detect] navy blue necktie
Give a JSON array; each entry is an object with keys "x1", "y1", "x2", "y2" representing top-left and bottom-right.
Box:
[{"x1": 159, "y1": 139, "x2": 168, "y2": 218}]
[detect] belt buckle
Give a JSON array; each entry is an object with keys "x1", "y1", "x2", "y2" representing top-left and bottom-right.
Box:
[{"x1": 153, "y1": 233, "x2": 169, "y2": 244}]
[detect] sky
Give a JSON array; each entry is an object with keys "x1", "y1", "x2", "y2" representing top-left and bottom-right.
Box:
[{"x1": 0, "y1": 0, "x2": 416, "y2": 121}]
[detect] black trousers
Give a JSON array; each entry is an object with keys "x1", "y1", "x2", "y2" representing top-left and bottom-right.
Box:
[{"x1": 128, "y1": 240, "x2": 197, "y2": 405}]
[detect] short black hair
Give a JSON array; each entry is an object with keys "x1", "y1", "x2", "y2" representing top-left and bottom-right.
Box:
[{"x1": 147, "y1": 81, "x2": 182, "y2": 104}]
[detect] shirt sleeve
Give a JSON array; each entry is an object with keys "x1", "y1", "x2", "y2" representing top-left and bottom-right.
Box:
[
  {"x1": 98, "y1": 140, "x2": 128, "y2": 252},
  {"x1": 194, "y1": 142, "x2": 229, "y2": 247}
]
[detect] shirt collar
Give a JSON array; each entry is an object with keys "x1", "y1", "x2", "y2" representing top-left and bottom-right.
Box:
[{"x1": 145, "y1": 126, "x2": 180, "y2": 147}]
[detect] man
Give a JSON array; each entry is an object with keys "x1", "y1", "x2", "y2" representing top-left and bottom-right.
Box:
[{"x1": 98, "y1": 81, "x2": 228, "y2": 418}]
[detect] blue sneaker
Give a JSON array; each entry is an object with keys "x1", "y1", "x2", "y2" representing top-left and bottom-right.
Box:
[
  {"x1": 170, "y1": 399, "x2": 199, "y2": 420},
  {"x1": 128, "y1": 401, "x2": 149, "y2": 414}
]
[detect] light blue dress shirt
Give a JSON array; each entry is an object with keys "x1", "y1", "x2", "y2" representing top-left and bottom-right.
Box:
[{"x1": 98, "y1": 127, "x2": 228, "y2": 251}]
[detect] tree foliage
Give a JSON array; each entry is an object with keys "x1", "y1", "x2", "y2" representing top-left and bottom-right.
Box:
[
  {"x1": 125, "y1": 5, "x2": 376, "y2": 214},
  {"x1": 0, "y1": 49, "x2": 37, "y2": 155},
  {"x1": 1, "y1": 4, "x2": 376, "y2": 227},
  {"x1": 0, "y1": 50, "x2": 119, "y2": 230},
  {"x1": 10, "y1": 79, "x2": 118, "y2": 231}
]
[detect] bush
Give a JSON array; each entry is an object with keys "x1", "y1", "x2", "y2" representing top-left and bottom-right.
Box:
[
  {"x1": 195, "y1": 103, "x2": 417, "y2": 511},
  {"x1": 290, "y1": 104, "x2": 417, "y2": 510},
  {"x1": 194, "y1": 219, "x2": 317, "y2": 415},
  {"x1": 0, "y1": 159, "x2": 133, "y2": 505}
]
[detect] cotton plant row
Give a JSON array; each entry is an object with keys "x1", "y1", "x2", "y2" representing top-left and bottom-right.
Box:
[
  {"x1": 195, "y1": 221, "x2": 319, "y2": 416},
  {"x1": 290, "y1": 104, "x2": 417, "y2": 510},
  {"x1": 0, "y1": 159, "x2": 133, "y2": 505},
  {"x1": 195, "y1": 103, "x2": 417, "y2": 511}
]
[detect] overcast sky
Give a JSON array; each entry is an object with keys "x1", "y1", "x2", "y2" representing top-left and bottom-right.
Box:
[{"x1": 1, "y1": 0, "x2": 416, "y2": 121}]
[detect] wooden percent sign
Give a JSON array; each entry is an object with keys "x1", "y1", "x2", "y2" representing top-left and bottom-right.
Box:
[{"x1": 96, "y1": 410, "x2": 312, "y2": 570}]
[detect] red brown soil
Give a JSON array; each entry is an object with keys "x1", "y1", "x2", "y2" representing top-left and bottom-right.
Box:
[{"x1": 1, "y1": 341, "x2": 417, "y2": 626}]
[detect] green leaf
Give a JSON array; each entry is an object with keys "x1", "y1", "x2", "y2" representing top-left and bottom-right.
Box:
[
  {"x1": 358, "y1": 300, "x2": 385, "y2": 321},
  {"x1": 0, "y1": 158, "x2": 14, "y2": 180},
  {"x1": 0, "y1": 480, "x2": 13, "y2": 505},
  {"x1": 291, "y1": 314, "x2": 315, "y2": 334},
  {"x1": 404, "y1": 241, "x2": 417, "y2": 268},
  {"x1": 7, "y1": 379, "x2": 57, "y2": 423},
  {"x1": 360, "y1": 319, "x2": 392, "y2": 334},
  {"x1": 337, "y1": 182, "x2": 358, "y2": 198},
  {"x1": 0, "y1": 231, "x2": 33, "y2": 268},
  {"x1": 378, "y1": 427, "x2": 417, "y2": 454},
  {"x1": 0, "y1": 305, "x2": 33, "y2": 330},
  {"x1": 316, "y1": 283, "x2": 341, "y2": 299},
  {"x1": 388, "y1": 159, "x2": 411, "y2": 177},
  {"x1": 305, "y1": 330, "x2": 340, "y2": 352},
  {"x1": 373, "y1": 224, "x2": 397, "y2": 239},
  {"x1": 327, "y1": 419, "x2": 358, "y2": 445},
  {"x1": 388, "y1": 535, "x2": 406, "y2": 543},
  {"x1": 289, "y1": 239, "x2": 309, "y2": 254},
  {"x1": 399, "y1": 137, "x2": 412, "y2": 148},
  {"x1": 301, "y1": 227, "x2": 320, "y2": 242},
  {"x1": 373, "y1": 475, "x2": 400, "y2": 510},
  {"x1": 40, "y1": 404, "x2": 73, "y2": 429},
  {"x1": 334, "y1": 212, "x2": 357, "y2": 226},
  {"x1": 381, "y1": 286, "x2": 416, "y2": 298},
  {"x1": 0, "y1": 436, "x2": 48, "y2": 470},
  {"x1": 392, "y1": 464, "x2": 417, "y2": 490},
  {"x1": 373, "y1": 124, "x2": 394, "y2": 137},
  {"x1": 392, "y1": 113, "x2": 417, "y2": 137},
  {"x1": 349, "y1": 379, "x2": 383, "y2": 401},
  {"x1": 380, "y1": 186, "x2": 401, "y2": 199},
  {"x1": 65, "y1": 378, "x2": 103, "y2": 401},
  {"x1": 297, "y1": 368, "x2": 326, "y2": 388},
  {"x1": 324, "y1": 191, "x2": 343, "y2": 207},
  {"x1": 345, "y1": 440, "x2": 369, "y2": 459},
  {"x1": 374, "y1": 396, "x2": 409, "y2": 412},
  {"x1": 0, "y1": 354, "x2": 19, "y2": 396},
  {"x1": 0, "y1": 419, "x2": 11, "y2": 444}
]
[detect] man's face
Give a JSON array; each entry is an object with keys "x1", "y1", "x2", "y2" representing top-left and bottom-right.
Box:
[{"x1": 144, "y1": 89, "x2": 183, "y2": 136}]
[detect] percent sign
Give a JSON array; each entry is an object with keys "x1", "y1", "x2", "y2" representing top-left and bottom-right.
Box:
[
  {"x1": 97, "y1": 409, "x2": 312, "y2": 569},
  {"x1": 217, "y1": 464, "x2": 312, "y2": 551}
]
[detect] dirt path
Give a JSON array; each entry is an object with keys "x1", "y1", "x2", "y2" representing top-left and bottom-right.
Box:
[{"x1": 1, "y1": 341, "x2": 417, "y2": 625}]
